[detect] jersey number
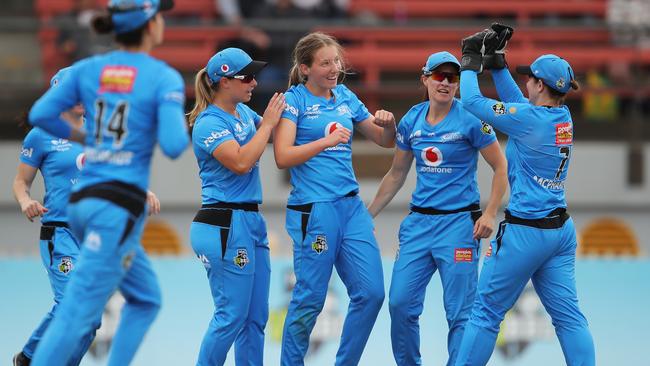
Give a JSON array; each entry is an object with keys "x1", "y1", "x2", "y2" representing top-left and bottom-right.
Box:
[
  {"x1": 554, "y1": 146, "x2": 571, "y2": 180},
  {"x1": 94, "y1": 100, "x2": 129, "y2": 147}
]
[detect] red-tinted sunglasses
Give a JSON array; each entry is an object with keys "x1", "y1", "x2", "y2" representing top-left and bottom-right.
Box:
[
  {"x1": 425, "y1": 70, "x2": 460, "y2": 83},
  {"x1": 229, "y1": 74, "x2": 256, "y2": 83}
]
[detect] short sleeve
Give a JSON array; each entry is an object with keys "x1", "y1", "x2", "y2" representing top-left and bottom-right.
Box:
[
  {"x1": 20, "y1": 129, "x2": 46, "y2": 168},
  {"x1": 342, "y1": 86, "x2": 371, "y2": 123},
  {"x1": 281, "y1": 90, "x2": 300, "y2": 123},
  {"x1": 192, "y1": 115, "x2": 235, "y2": 155},
  {"x1": 240, "y1": 104, "x2": 262, "y2": 125},
  {"x1": 395, "y1": 115, "x2": 412, "y2": 151}
]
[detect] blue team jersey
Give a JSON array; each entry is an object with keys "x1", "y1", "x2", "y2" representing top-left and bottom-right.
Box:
[
  {"x1": 461, "y1": 70, "x2": 574, "y2": 219},
  {"x1": 30, "y1": 50, "x2": 187, "y2": 192},
  {"x1": 192, "y1": 103, "x2": 263, "y2": 204},
  {"x1": 19, "y1": 128, "x2": 84, "y2": 222},
  {"x1": 396, "y1": 100, "x2": 496, "y2": 210},
  {"x1": 281, "y1": 84, "x2": 371, "y2": 205}
]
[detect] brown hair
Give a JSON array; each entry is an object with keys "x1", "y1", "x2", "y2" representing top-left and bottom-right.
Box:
[
  {"x1": 288, "y1": 32, "x2": 347, "y2": 88},
  {"x1": 91, "y1": 11, "x2": 151, "y2": 46},
  {"x1": 187, "y1": 68, "x2": 219, "y2": 127},
  {"x1": 535, "y1": 77, "x2": 581, "y2": 104}
]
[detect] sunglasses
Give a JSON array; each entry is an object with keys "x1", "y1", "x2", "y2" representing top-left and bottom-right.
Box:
[
  {"x1": 229, "y1": 74, "x2": 256, "y2": 83},
  {"x1": 425, "y1": 71, "x2": 460, "y2": 83}
]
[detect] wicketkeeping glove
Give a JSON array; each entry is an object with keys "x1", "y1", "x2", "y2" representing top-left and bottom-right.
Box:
[
  {"x1": 461, "y1": 29, "x2": 495, "y2": 73},
  {"x1": 483, "y1": 23, "x2": 514, "y2": 70}
]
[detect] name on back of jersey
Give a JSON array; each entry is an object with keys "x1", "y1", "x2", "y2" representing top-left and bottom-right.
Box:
[{"x1": 85, "y1": 147, "x2": 133, "y2": 166}]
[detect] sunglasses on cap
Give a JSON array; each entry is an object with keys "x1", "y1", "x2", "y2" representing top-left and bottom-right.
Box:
[
  {"x1": 228, "y1": 74, "x2": 256, "y2": 83},
  {"x1": 424, "y1": 70, "x2": 460, "y2": 84}
]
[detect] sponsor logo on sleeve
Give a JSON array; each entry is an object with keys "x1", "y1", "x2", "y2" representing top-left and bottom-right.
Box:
[
  {"x1": 285, "y1": 104, "x2": 299, "y2": 117},
  {"x1": 492, "y1": 102, "x2": 506, "y2": 116},
  {"x1": 20, "y1": 147, "x2": 33, "y2": 158},
  {"x1": 454, "y1": 248, "x2": 473, "y2": 263},
  {"x1": 481, "y1": 121, "x2": 494, "y2": 135},
  {"x1": 203, "y1": 129, "x2": 231, "y2": 147},
  {"x1": 99, "y1": 66, "x2": 137, "y2": 93},
  {"x1": 163, "y1": 91, "x2": 184, "y2": 104},
  {"x1": 555, "y1": 122, "x2": 573, "y2": 145}
]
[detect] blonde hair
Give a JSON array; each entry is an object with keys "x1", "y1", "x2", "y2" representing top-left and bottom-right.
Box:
[
  {"x1": 288, "y1": 32, "x2": 347, "y2": 88},
  {"x1": 187, "y1": 68, "x2": 219, "y2": 127}
]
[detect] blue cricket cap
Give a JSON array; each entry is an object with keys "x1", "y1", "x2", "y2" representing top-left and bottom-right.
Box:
[
  {"x1": 516, "y1": 54, "x2": 577, "y2": 94},
  {"x1": 108, "y1": 0, "x2": 174, "y2": 34},
  {"x1": 422, "y1": 51, "x2": 460, "y2": 75},
  {"x1": 206, "y1": 48, "x2": 267, "y2": 84},
  {"x1": 50, "y1": 67, "x2": 72, "y2": 88}
]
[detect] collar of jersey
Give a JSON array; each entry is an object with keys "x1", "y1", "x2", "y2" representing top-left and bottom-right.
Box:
[{"x1": 297, "y1": 83, "x2": 341, "y2": 104}]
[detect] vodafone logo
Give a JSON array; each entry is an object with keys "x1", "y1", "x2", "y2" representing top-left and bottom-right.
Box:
[
  {"x1": 221, "y1": 64, "x2": 229, "y2": 73},
  {"x1": 75, "y1": 153, "x2": 85, "y2": 170},
  {"x1": 421, "y1": 146, "x2": 443, "y2": 167},
  {"x1": 324, "y1": 122, "x2": 344, "y2": 136}
]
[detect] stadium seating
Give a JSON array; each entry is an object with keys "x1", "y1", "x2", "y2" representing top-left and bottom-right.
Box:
[
  {"x1": 348, "y1": 0, "x2": 607, "y2": 24},
  {"x1": 578, "y1": 217, "x2": 640, "y2": 256},
  {"x1": 35, "y1": 0, "x2": 218, "y2": 21},
  {"x1": 141, "y1": 219, "x2": 185, "y2": 255}
]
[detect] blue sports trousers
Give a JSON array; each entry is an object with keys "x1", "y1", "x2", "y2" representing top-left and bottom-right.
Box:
[
  {"x1": 190, "y1": 204, "x2": 271, "y2": 366},
  {"x1": 281, "y1": 194, "x2": 385, "y2": 366},
  {"x1": 390, "y1": 208, "x2": 481, "y2": 366},
  {"x1": 455, "y1": 212, "x2": 595, "y2": 365},
  {"x1": 31, "y1": 182, "x2": 161, "y2": 366},
  {"x1": 21, "y1": 224, "x2": 98, "y2": 366}
]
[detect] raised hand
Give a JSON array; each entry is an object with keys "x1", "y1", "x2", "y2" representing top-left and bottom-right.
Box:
[
  {"x1": 461, "y1": 29, "x2": 495, "y2": 73},
  {"x1": 261, "y1": 92, "x2": 286, "y2": 129},
  {"x1": 483, "y1": 23, "x2": 514, "y2": 70},
  {"x1": 373, "y1": 109, "x2": 396, "y2": 129}
]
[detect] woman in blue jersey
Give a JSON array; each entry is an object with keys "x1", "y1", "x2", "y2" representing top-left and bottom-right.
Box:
[
  {"x1": 187, "y1": 47, "x2": 285, "y2": 366},
  {"x1": 26, "y1": 1, "x2": 189, "y2": 365},
  {"x1": 453, "y1": 25, "x2": 595, "y2": 365},
  {"x1": 366, "y1": 51, "x2": 507, "y2": 366},
  {"x1": 274, "y1": 32, "x2": 395, "y2": 366}
]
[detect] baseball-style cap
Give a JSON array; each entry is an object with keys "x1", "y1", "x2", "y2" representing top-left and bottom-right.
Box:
[
  {"x1": 50, "y1": 67, "x2": 71, "y2": 88},
  {"x1": 108, "y1": 0, "x2": 174, "y2": 34},
  {"x1": 422, "y1": 51, "x2": 460, "y2": 75},
  {"x1": 516, "y1": 54, "x2": 577, "y2": 94},
  {"x1": 206, "y1": 48, "x2": 267, "y2": 84}
]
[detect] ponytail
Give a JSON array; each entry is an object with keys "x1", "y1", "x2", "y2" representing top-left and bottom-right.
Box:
[
  {"x1": 92, "y1": 12, "x2": 114, "y2": 34},
  {"x1": 288, "y1": 64, "x2": 304, "y2": 88},
  {"x1": 187, "y1": 68, "x2": 218, "y2": 127}
]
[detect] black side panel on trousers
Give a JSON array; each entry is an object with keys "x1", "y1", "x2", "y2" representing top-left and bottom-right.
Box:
[
  {"x1": 193, "y1": 208, "x2": 234, "y2": 259},
  {"x1": 40, "y1": 226, "x2": 56, "y2": 241},
  {"x1": 300, "y1": 213, "x2": 310, "y2": 243},
  {"x1": 287, "y1": 203, "x2": 314, "y2": 242},
  {"x1": 470, "y1": 210, "x2": 483, "y2": 223},
  {"x1": 118, "y1": 217, "x2": 136, "y2": 246},
  {"x1": 495, "y1": 220, "x2": 507, "y2": 254}
]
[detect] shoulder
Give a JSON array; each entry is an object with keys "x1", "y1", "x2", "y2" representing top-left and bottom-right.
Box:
[
  {"x1": 400, "y1": 101, "x2": 427, "y2": 126},
  {"x1": 334, "y1": 84, "x2": 358, "y2": 100}
]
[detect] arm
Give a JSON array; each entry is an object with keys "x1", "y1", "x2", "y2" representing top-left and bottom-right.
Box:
[
  {"x1": 273, "y1": 118, "x2": 351, "y2": 169},
  {"x1": 157, "y1": 69, "x2": 190, "y2": 159},
  {"x1": 13, "y1": 163, "x2": 48, "y2": 222},
  {"x1": 214, "y1": 94, "x2": 286, "y2": 174},
  {"x1": 473, "y1": 141, "x2": 508, "y2": 239},
  {"x1": 491, "y1": 68, "x2": 527, "y2": 103},
  {"x1": 460, "y1": 70, "x2": 531, "y2": 138},
  {"x1": 355, "y1": 110, "x2": 396, "y2": 148},
  {"x1": 367, "y1": 148, "x2": 413, "y2": 217}
]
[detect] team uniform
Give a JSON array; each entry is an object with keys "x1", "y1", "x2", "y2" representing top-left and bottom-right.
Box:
[
  {"x1": 190, "y1": 103, "x2": 271, "y2": 366},
  {"x1": 280, "y1": 84, "x2": 385, "y2": 366},
  {"x1": 17, "y1": 127, "x2": 100, "y2": 365},
  {"x1": 454, "y1": 63, "x2": 595, "y2": 365},
  {"x1": 390, "y1": 99, "x2": 495, "y2": 365},
  {"x1": 27, "y1": 48, "x2": 188, "y2": 366}
]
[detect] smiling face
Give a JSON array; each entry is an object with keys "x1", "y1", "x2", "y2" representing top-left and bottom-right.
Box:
[
  {"x1": 301, "y1": 45, "x2": 341, "y2": 97},
  {"x1": 422, "y1": 63, "x2": 459, "y2": 105}
]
